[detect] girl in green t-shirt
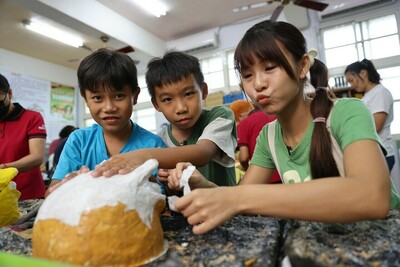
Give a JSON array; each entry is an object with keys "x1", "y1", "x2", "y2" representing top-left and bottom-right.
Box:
[{"x1": 170, "y1": 20, "x2": 400, "y2": 235}]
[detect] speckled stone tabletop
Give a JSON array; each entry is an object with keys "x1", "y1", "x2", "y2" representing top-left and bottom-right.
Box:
[
  {"x1": 149, "y1": 215, "x2": 281, "y2": 267},
  {"x1": 284, "y1": 209, "x2": 400, "y2": 267},
  {"x1": 1, "y1": 200, "x2": 400, "y2": 267}
]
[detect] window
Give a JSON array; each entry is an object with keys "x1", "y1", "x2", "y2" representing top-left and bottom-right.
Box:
[
  {"x1": 137, "y1": 74, "x2": 151, "y2": 104},
  {"x1": 84, "y1": 104, "x2": 95, "y2": 127},
  {"x1": 322, "y1": 14, "x2": 400, "y2": 69},
  {"x1": 131, "y1": 107, "x2": 157, "y2": 133},
  {"x1": 321, "y1": 13, "x2": 400, "y2": 136},
  {"x1": 227, "y1": 51, "x2": 240, "y2": 87},
  {"x1": 131, "y1": 74, "x2": 156, "y2": 133},
  {"x1": 200, "y1": 56, "x2": 224, "y2": 92},
  {"x1": 379, "y1": 66, "x2": 400, "y2": 135}
]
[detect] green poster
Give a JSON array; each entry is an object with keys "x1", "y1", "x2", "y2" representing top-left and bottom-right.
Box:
[{"x1": 50, "y1": 84, "x2": 75, "y2": 121}]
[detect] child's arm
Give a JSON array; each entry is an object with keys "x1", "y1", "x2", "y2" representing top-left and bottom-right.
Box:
[
  {"x1": 92, "y1": 106, "x2": 236, "y2": 177},
  {"x1": 51, "y1": 133, "x2": 84, "y2": 181},
  {"x1": 45, "y1": 166, "x2": 90, "y2": 197},
  {"x1": 91, "y1": 139, "x2": 219, "y2": 177},
  {"x1": 175, "y1": 139, "x2": 391, "y2": 235},
  {"x1": 238, "y1": 146, "x2": 250, "y2": 171}
]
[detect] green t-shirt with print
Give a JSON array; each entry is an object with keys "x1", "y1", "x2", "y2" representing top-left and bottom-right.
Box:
[{"x1": 251, "y1": 98, "x2": 400, "y2": 209}]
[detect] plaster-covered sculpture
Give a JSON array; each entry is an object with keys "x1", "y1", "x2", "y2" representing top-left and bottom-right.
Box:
[{"x1": 32, "y1": 159, "x2": 167, "y2": 266}]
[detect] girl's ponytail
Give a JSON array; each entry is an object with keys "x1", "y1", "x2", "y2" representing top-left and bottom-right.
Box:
[{"x1": 309, "y1": 58, "x2": 340, "y2": 178}]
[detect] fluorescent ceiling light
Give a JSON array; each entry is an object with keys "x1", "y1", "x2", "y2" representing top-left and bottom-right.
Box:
[
  {"x1": 233, "y1": 1, "x2": 267, "y2": 13},
  {"x1": 23, "y1": 20, "x2": 83, "y2": 48},
  {"x1": 133, "y1": 0, "x2": 167, "y2": 17},
  {"x1": 250, "y1": 2, "x2": 267, "y2": 9}
]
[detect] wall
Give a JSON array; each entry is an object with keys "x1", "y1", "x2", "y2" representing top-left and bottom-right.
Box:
[
  {"x1": 0, "y1": 48, "x2": 77, "y2": 86},
  {"x1": 0, "y1": 48, "x2": 85, "y2": 132},
  {"x1": 192, "y1": 10, "x2": 319, "y2": 59}
]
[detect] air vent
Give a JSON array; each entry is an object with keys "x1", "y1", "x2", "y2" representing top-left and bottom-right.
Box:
[
  {"x1": 167, "y1": 29, "x2": 218, "y2": 54},
  {"x1": 322, "y1": 0, "x2": 395, "y2": 19}
]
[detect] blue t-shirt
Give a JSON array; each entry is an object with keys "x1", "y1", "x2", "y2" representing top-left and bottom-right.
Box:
[{"x1": 53, "y1": 122, "x2": 166, "y2": 180}]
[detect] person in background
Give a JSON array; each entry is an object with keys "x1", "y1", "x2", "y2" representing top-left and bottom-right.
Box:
[
  {"x1": 0, "y1": 73, "x2": 47, "y2": 200},
  {"x1": 48, "y1": 125, "x2": 76, "y2": 157},
  {"x1": 345, "y1": 59, "x2": 395, "y2": 171},
  {"x1": 168, "y1": 20, "x2": 400, "y2": 235},
  {"x1": 89, "y1": 50, "x2": 237, "y2": 191},
  {"x1": 229, "y1": 100, "x2": 253, "y2": 182},
  {"x1": 45, "y1": 48, "x2": 166, "y2": 196},
  {"x1": 46, "y1": 126, "x2": 77, "y2": 183},
  {"x1": 229, "y1": 99, "x2": 253, "y2": 126},
  {"x1": 237, "y1": 105, "x2": 280, "y2": 183},
  {"x1": 52, "y1": 128, "x2": 77, "y2": 169},
  {"x1": 47, "y1": 125, "x2": 76, "y2": 175}
]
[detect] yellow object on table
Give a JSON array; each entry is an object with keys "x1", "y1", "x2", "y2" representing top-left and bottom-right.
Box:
[
  {"x1": 235, "y1": 163, "x2": 245, "y2": 184},
  {"x1": 0, "y1": 168, "x2": 21, "y2": 227}
]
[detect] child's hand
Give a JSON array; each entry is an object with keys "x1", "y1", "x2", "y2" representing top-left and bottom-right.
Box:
[
  {"x1": 157, "y1": 169, "x2": 170, "y2": 184},
  {"x1": 46, "y1": 166, "x2": 90, "y2": 196},
  {"x1": 91, "y1": 156, "x2": 137, "y2": 177},
  {"x1": 175, "y1": 187, "x2": 237, "y2": 235},
  {"x1": 167, "y1": 162, "x2": 191, "y2": 190},
  {"x1": 168, "y1": 162, "x2": 209, "y2": 191}
]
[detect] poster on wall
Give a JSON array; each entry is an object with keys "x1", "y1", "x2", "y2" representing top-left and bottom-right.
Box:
[
  {"x1": 0, "y1": 70, "x2": 76, "y2": 143},
  {"x1": 3, "y1": 71, "x2": 50, "y2": 118},
  {"x1": 50, "y1": 83, "x2": 75, "y2": 120},
  {"x1": 47, "y1": 83, "x2": 75, "y2": 141}
]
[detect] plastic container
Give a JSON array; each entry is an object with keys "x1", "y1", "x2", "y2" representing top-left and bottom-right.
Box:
[
  {"x1": 0, "y1": 252, "x2": 77, "y2": 267},
  {"x1": 223, "y1": 91, "x2": 245, "y2": 104}
]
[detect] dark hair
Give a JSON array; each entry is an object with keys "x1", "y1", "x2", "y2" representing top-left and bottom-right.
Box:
[
  {"x1": 234, "y1": 20, "x2": 339, "y2": 179},
  {"x1": 145, "y1": 50, "x2": 204, "y2": 99},
  {"x1": 0, "y1": 74, "x2": 10, "y2": 94},
  {"x1": 310, "y1": 58, "x2": 329, "y2": 89},
  {"x1": 77, "y1": 48, "x2": 139, "y2": 99},
  {"x1": 59, "y1": 125, "x2": 76, "y2": 138},
  {"x1": 344, "y1": 58, "x2": 381, "y2": 84}
]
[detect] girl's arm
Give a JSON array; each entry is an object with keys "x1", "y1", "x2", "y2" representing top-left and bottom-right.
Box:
[
  {"x1": 241, "y1": 139, "x2": 390, "y2": 220},
  {"x1": 238, "y1": 146, "x2": 250, "y2": 170},
  {"x1": 176, "y1": 139, "x2": 391, "y2": 235},
  {"x1": 372, "y1": 112, "x2": 387, "y2": 132},
  {"x1": 239, "y1": 164, "x2": 274, "y2": 184}
]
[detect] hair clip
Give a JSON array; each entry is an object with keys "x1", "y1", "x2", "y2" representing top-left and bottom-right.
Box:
[
  {"x1": 308, "y1": 48, "x2": 318, "y2": 67},
  {"x1": 312, "y1": 117, "x2": 326, "y2": 123}
]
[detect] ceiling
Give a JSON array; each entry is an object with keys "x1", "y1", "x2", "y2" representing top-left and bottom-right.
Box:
[{"x1": 0, "y1": 0, "x2": 383, "y2": 71}]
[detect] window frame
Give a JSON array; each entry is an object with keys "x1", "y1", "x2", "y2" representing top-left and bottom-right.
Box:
[{"x1": 320, "y1": 7, "x2": 400, "y2": 138}]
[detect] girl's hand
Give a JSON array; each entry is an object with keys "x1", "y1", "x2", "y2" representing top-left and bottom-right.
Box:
[
  {"x1": 47, "y1": 166, "x2": 90, "y2": 195},
  {"x1": 175, "y1": 187, "x2": 237, "y2": 235},
  {"x1": 91, "y1": 156, "x2": 137, "y2": 177}
]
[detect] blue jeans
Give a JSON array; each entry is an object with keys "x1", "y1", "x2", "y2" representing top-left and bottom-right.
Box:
[{"x1": 386, "y1": 155, "x2": 395, "y2": 172}]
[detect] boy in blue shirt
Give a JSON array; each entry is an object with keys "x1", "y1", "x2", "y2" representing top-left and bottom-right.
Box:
[{"x1": 46, "y1": 48, "x2": 166, "y2": 195}]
